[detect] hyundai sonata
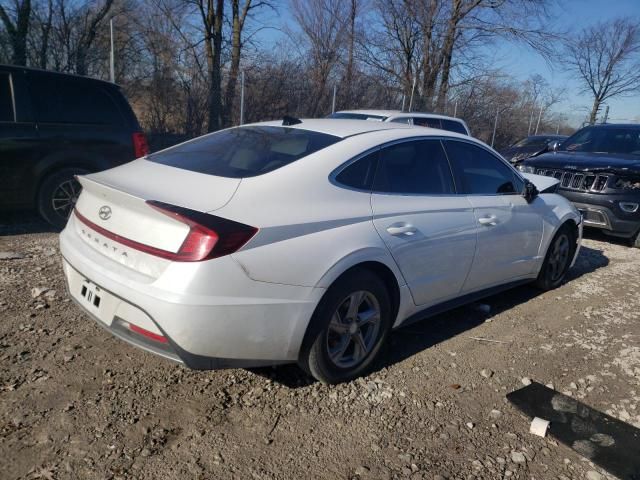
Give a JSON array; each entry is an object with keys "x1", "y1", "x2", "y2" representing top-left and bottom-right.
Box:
[{"x1": 60, "y1": 119, "x2": 582, "y2": 383}]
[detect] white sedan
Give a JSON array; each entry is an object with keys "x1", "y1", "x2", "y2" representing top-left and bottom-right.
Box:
[{"x1": 60, "y1": 119, "x2": 582, "y2": 384}]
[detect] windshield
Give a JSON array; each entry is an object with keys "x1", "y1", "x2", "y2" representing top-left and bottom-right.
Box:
[
  {"x1": 149, "y1": 126, "x2": 341, "y2": 178},
  {"x1": 327, "y1": 112, "x2": 387, "y2": 121},
  {"x1": 513, "y1": 137, "x2": 550, "y2": 148},
  {"x1": 559, "y1": 126, "x2": 640, "y2": 156}
]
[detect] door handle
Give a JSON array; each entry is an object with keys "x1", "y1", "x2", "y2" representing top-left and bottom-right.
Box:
[
  {"x1": 386, "y1": 224, "x2": 417, "y2": 236},
  {"x1": 478, "y1": 215, "x2": 498, "y2": 226}
]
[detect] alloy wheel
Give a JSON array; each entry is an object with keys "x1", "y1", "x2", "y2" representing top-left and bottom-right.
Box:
[
  {"x1": 51, "y1": 178, "x2": 81, "y2": 220},
  {"x1": 326, "y1": 291, "x2": 381, "y2": 369},
  {"x1": 548, "y1": 233, "x2": 570, "y2": 282}
]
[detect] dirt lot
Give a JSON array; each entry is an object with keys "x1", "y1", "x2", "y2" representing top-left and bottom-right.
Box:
[{"x1": 1, "y1": 213, "x2": 639, "y2": 480}]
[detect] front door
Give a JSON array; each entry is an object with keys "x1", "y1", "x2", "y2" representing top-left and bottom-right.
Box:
[
  {"x1": 442, "y1": 139, "x2": 543, "y2": 293},
  {"x1": 371, "y1": 139, "x2": 477, "y2": 307}
]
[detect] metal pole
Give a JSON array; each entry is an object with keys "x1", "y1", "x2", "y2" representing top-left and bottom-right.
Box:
[
  {"x1": 491, "y1": 108, "x2": 498, "y2": 147},
  {"x1": 534, "y1": 105, "x2": 543, "y2": 135},
  {"x1": 332, "y1": 85, "x2": 337, "y2": 114},
  {"x1": 556, "y1": 121, "x2": 560, "y2": 134},
  {"x1": 453, "y1": 100, "x2": 458, "y2": 118},
  {"x1": 239, "y1": 70, "x2": 245, "y2": 125},
  {"x1": 109, "y1": 19, "x2": 115, "y2": 83},
  {"x1": 602, "y1": 105, "x2": 609, "y2": 124},
  {"x1": 408, "y1": 77, "x2": 416, "y2": 112},
  {"x1": 401, "y1": 94, "x2": 405, "y2": 112}
]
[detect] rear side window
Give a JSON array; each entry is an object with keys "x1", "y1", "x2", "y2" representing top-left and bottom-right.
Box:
[
  {"x1": 335, "y1": 150, "x2": 379, "y2": 190},
  {"x1": 0, "y1": 73, "x2": 14, "y2": 122},
  {"x1": 150, "y1": 126, "x2": 341, "y2": 178},
  {"x1": 413, "y1": 117, "x2": 442, "y2": 129},
  {"x1": 29, "y1": 75, "x2": 124, "y2": 125},
  {"x1": 441, "y1": 119, "x2": 468, "y2": 135},
  {"x1": 444, "y1": 140, "x2": 523, "y2": 195},
  {"x1": 373, "y1": 140, "x2": 455, "y2": 195}
]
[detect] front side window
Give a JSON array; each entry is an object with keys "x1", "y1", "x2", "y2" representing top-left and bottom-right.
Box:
[
  {"x1": 150, "y1": 126, "x2": 341, "y2": 178},
  {"x1": 29, "y1": 75, "x2": 123, "y2": 125},
  {"x1": 373, "y1": 140, "x2": 455, "y2": 194},
  {"x1": 444, "y1": 140, "x2": 523, "y2": 195},
  {"x1": 0, "y1": 73, "x2": 14, "y2": 122}
]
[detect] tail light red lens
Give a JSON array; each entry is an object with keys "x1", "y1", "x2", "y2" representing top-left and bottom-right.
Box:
[
  {"x1": 74, "y1": 203, "x2": 257, "y2": 262},
  {"x1": 132, "y1": 132, "x2": 149, "y2": 158}
]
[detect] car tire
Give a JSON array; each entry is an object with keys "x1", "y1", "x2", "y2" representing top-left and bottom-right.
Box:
[
  {"x1": 534, "y1": 224, "x2": 576, "y2": 291},
  {"x1": 630, "y1": 229, "x2": 640, "y2": 248},
  {"x1": 37, "y1": 168, "x2": 88, "y2": 229},
  {"x1": 299, "y1": 269, "x2": 392, "y2": 384}
]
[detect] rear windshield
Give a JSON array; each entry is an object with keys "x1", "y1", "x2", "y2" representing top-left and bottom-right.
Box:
[
  {"x1": 149, "y1": 126, "x2": 341, "y2": 178},
  {"x1": 327, "y1": 112, "x2": 387, "y2": 121}
]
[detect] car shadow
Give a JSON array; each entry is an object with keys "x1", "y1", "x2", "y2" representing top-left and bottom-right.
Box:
[
  {"x1": 251, "y1": 245, "x2": 609, "y2": 388},
  {"x1": 0, "y1": 210, "x2": 58, "y2": 236}
]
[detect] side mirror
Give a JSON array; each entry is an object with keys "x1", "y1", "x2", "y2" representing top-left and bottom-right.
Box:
[
  {"x1": 523, "y1": 180, "x2": 538, "y2": 203},
  {"x1": 547, "y1": 140, "x2": 561, "y2": 152}
]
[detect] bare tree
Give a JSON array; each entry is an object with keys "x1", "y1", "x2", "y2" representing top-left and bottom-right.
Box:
[
  {"x1": 0, "y1": 0, "x2": 31, "y2": 65},
  {"x1": 564, "y1": 18, "x2": 640, "y2": 124},
  {"x1": 222, "y1": 0, "x2": 270, "y2": 127},
  {"x1": 290, "y1": 0, "x2": 348, "y2": 116}
]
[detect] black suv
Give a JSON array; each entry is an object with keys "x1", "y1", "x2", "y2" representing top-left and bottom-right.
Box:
[
  {"x1": 520, "y1": 124, "x2": 640, "y2": 247},
  {"x1": 0, "y1": 65, "x2": 148, "y2": 228}
]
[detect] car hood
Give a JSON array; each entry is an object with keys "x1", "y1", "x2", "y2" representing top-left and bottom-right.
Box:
[
  {"x1": 524, "y1": 151, "x2": 640, "y2": 174},
  {"x1": 521, "y1": 173, "x2": 559, "y2": 193}
]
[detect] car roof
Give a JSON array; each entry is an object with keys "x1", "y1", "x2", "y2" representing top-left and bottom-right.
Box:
[
  {"x1": 336, "y1": 109, "x2": 465, "y2": 123},
  {"x1": 252, "y1": 118, "x2": 415, "y2": 138},
  {"x1": 247, "y1": 118, "x2": 475, "y2": 142},
  {"x1": 0, "y1": 64, "x2": 119, "y2": 88},
  {"x1": 590, "y1": 123, "x2": 640, "y2": 128},
  {"x1": 335, "y1": 109, "x2": 402, "y2": 118}
]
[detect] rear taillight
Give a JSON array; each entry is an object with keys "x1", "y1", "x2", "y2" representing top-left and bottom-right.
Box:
[
  {"x1": 73, "y1": 203, "x2": 257, "y2": 262},
  {"x1": 132, "y1": 132, "x2": 149, "y2": 158}
]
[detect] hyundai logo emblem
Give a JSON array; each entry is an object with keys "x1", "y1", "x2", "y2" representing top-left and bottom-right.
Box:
[{"x1": 98, "y1": 205, "x2": 112, "y2": 220}]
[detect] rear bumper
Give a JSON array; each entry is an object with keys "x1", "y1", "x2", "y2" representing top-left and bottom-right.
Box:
[
  {"x1": 59, "y1": 221, "x2": 323, "y2": 369},
  {"x1": 559, "y1": 190, "x2": 640, "y2": 238}
]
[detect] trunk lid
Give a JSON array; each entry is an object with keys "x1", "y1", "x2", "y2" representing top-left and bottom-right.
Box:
[{"x1": 71, "y1": 160, "x2": 241, "y2": 275}]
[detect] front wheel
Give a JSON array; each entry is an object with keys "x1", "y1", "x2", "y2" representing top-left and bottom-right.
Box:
[
  {"x1": 299, "y1": 269, "x2": 392, "y2": 384},
  {"x1": 535, "y1": 225, "x2": 575, "y2": 290}
]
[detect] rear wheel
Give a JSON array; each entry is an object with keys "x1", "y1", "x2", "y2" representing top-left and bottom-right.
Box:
[
  {"x1": 535, "y1": 224, "x2": 575, "y2": 290},
  {"x1": 299, "y1": 269, "x2": 392, "y2": 384},
  {"x1": 37, "y1": 168, "x2": 88, "y2": 229}
]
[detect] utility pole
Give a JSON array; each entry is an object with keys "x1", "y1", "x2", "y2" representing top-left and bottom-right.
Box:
[
  {"x1": 239, "y1": 70, "x2": 245, "y2": 125},
  {"x1": 332, "y1": 85, "x2": 337, "y2": 114},
  {"x1": 408, "y1": 77, "x2": 416, "y2": 112},
  {"x1": 109, "y1": 19, "x2": 115, "y2": 83},
  {"x1": 534, "y1": 105, "x2": 543, "y2": 135},
  {"x1": 491, "y1": 108, "x2": 499, "y2": 147},
  {"x1": 453, "y1": 100, "x2": 458, "y2": 118},
  {"x1": 602, "y1": 105, "x2": 609, "y2": 124}
]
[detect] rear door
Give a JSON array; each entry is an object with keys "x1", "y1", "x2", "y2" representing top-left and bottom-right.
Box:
[
  {"x1": 371, "y1": 139, "x2": 477, "y2": 307},
  {"x1": 443, "y1": 139, "x2": 543, "y2": 293},
  {"x1": 0, "y1": 70, "x2": 40, "y2": 208}
]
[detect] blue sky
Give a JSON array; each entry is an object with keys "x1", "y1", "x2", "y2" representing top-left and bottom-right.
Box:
[
  {"x1": 492, "y1": 0, "x2": 640, "y2": 126},
  {"x1": 254, "y1": 0, "x2": 640, "y2": 127}
]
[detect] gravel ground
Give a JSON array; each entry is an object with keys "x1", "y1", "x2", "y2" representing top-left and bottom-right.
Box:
[{"x1": 1, "y1": 213, "x2": 639, "y2": 480}]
